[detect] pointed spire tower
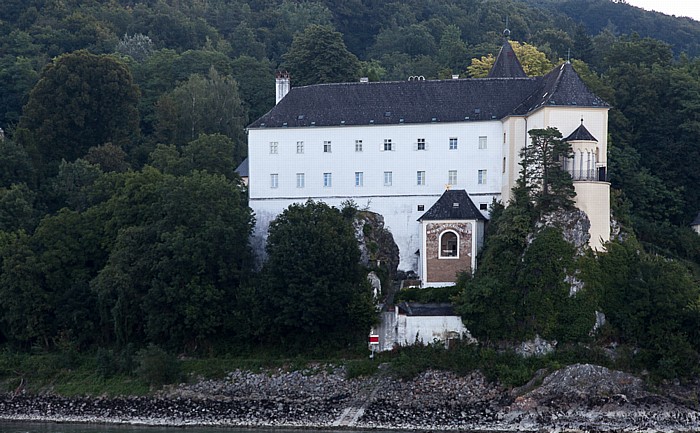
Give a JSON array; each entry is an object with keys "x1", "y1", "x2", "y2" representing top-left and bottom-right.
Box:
[{"x1": 487, "y1": 28, "x2": 527, "y2": 78}]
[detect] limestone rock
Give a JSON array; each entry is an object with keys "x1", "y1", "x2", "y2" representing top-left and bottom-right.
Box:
[{"x1": 353, "y1": 211, "x2": 399, "y2": 280}]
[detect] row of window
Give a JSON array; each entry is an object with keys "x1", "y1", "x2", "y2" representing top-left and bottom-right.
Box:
[
  {"x1": 269, "y1": 136, "x2": 489, "y2": 154},
  {"x1": 269, "y1": 170, "x2": 488, "y2": 188}
]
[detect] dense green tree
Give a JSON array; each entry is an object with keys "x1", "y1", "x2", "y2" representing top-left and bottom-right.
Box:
[
  {"x1": 0, "y1": 138, "x2": 36, "y2": 189},
  {"x1": 85, "y1": 143, "x2": 131, "y2": 173},
  {"x1": 0, "y1": 232, "x2": 51, "y2": 347},
  {"x1": 282, "y1": 25, "x2": 360, "y2": 86},
  {"x1": 0, "y1": 183, "x2": 40, "y2": 233},
  {"x1": 155, "y1": 67, "x2": 247, "y2": 148},
  {"x1": 92, "y1": 168, "x2": 254, "y2": 349},
  {"x1": 371, "y1": 24, "x2": 438, "y2": 58},
  {"x1": 0, "y1": 56, "x2": 39, "y2": 127},
  {"x1": 149, "y1": 134, "x2": 243, "y2": 180},
  {"x1": 230, "y1": 55, "x2": 275, "y2": 122},
  {"x1": 18, "y1": 50, "x2": 140, "y2": 174},
  {"x1": 437, "y1": 24, "x2": 469, "y2": 72},
  {"x1": 591, "y1": 238, "x2": 700, "y2": 377},
  {"x1": 46, "y1": 159, "x2": 104, "y2": 212},
  {"x1": 259, "y1": 201, "x2": 375, "y2": 350},
  {"x1": 0, "y1": 208, "x2": 105, "y2": 348}
]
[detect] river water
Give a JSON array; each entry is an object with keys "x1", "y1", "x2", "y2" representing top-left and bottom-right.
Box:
[{"x1": 0, "y1": 423, "x2": 370, "y2": 433}]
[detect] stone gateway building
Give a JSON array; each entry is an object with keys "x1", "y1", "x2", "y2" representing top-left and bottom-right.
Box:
[{"x1": 244, "y1": 38, "x2": 611, "y2": 286}]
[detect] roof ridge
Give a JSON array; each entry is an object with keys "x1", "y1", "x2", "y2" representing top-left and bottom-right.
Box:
[{"x1": 540, "y1": 63, "x2": 568, "y2": 106}]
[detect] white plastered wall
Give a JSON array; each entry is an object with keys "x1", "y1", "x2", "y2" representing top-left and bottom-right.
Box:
[{"x1": 248, "y1": 121, "x2": 502, "y2": 271}]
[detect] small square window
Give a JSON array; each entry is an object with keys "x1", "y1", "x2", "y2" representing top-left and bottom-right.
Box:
[
  {"x1": 323, "y1": 172, "x2": 332, "y2": 187},
  {"x1": 383, "y1": 139, "x2": 393, "y2": 151},
  {"x1": 296, "y1": 173, "x2": 305, "y2": 188},
  {"x1": 416, "y1": 138, "x2": 426, "y2": 150},
  {"x1": 384, "y1": 171, "x2": 392, "y2": 186},
  {"x1": 323, "y1": 141, "x2": 332, "y2": 153},
  {"x1": 478, "y1": 169, "x2": 487, "y2": 185},
  {"x1": 355, "y1": 140, "x2": 363, "y2": 152},
  {"x1": 270, "y1": 173, "x2": 278, "y2": 188},
  {"x1": 479, "y1": 136, "x2": 487, "y2": 149},
  {"x1": 270, "y1": 141, "x2": 278, "y2": 154},
  {"x1": 417, "y1": 205, "x2": 425, "y2": 211},
  {"x1": 448, "y1": 170, "x2": 457, "y2": 185},
  {"x1": 296, "y1": 141, "x2": 304, "y2": 153},
  {"x1": 479, "y1": 203, "x2": 488, "y2": 211},
  {"x1": 416, "y1": 171, "x2": 425, "y2": 186},
  {"x1": 449, "y1": 138, "x2": 458, "y2": 150}
]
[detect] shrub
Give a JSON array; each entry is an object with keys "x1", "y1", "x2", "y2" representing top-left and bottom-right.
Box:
[{"x1": 135, "y1": 344, "x2": 181, "y2": 387}]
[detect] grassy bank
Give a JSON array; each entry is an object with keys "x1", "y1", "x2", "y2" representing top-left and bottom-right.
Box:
[{"x1": 0, "y1": 341, "x2": 633, "y2": 397}]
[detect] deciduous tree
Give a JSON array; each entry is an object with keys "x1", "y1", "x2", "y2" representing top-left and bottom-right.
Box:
[
  {"x1": 260, "y1": 201, "x2": 375, "y2": 350},
  {"x1": 18, "y1": 51, "x2": 140, "y2": 174},
  {"x1": 282, "y1": 25, "x2": 360, "y2": 86}
]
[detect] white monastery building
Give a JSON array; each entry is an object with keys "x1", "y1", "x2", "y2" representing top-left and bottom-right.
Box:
[{"x1": 244, "y1": 38, "x2": 611, "y2": 286}]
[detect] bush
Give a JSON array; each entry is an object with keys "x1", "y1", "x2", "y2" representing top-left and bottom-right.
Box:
[
  {"x1": 345, "y1": 359, "x2": 379, "y2": 378},
  {"x1": 395, "y1": 285, "x2": 460, "y2": 303},
  {"x1": 135, "y1": 344, "x2": 181, "y2": 387}
]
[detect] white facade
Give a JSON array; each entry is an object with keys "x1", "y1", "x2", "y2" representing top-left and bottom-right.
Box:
[
  {"x1": 249, "y1": 122, "x2": 503, "y2": 270},
  {"x1": 249, "y1": 109, "x2": 610, "y2": 272}
]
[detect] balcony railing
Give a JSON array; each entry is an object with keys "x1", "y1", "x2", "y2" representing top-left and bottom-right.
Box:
[{"x1": 566, "y1": 167, "x2": 608, "y2": 182}]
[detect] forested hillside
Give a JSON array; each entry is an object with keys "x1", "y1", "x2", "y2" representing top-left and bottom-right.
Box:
[{"x1": 0, "y1": 0, "x2": 699, "y2": 379}]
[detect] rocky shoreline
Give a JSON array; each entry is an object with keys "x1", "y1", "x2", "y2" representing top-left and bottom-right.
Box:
[{"x1": 1, "y1": 364, "x2": 699, "y2": 432}]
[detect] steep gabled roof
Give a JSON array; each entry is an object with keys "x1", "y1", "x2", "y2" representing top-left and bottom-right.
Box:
[
  {"x1": 513, "y1": 62, "x2": 609, "y2": 115},
  {"x1": 487, "y1": 40, "x2": 527, "y2": 78},
  {"x1": 418, "y1": 189, "x2": 486, "y2": 221},
  {"x1": 692, "y1": 212, "x2": 700, "y2": 227},
  {"x1": 235, "y1": 157, "x2": 249, "y2": 177},
  {"x1": 564, "y1": 122, "x2": 598, "y2": 142}
]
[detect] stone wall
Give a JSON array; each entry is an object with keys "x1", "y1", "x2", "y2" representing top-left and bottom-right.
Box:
[{"x1": 425, "y1": 222, "x2": 472, "y2": 284}]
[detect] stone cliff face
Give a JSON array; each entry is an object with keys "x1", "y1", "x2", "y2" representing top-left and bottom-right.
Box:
[{"x1": 353, "y1": 211, "x2": 399, "y2": 281}]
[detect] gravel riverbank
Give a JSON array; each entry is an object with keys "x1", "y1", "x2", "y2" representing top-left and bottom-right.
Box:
[{"x1": 0, "y1": 364, "x2": 699, "y2": 432}]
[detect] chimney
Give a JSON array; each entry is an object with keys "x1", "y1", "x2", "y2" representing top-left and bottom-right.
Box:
[
  {"x1": 276, "y1": 71, "x2": 290, "y2": 104},
  {"x1": 451, "y1": 74, "x2": 459, "y2": 80}
]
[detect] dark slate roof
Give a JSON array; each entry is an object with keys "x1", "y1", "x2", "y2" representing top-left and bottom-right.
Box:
[
  {"x1": 249, "y1": 63, "x2": 608, "y2": 129},
  {"x1": 418, "y1": 189, "x2": 486, "y2": 221},
  {"x1": 564, "y1": 122, "x2": 598, "y2": 142},
  {"x1": 487, "y1": 40, "x2": 527, "y2": 78},
  {"x1": 396, "y1": 302, "x2": 458, "y2": 316},
  {"x1": 512, "y1": 63, "x2": 608, "y2": 115},
  {"x1": 235, "y1": 157, "x2": 249, "y2": 177},
  {"x1": 692, "y1": 212, "x2": 700, "y2": 226}
]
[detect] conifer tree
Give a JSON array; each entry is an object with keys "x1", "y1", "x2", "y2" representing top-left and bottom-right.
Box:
[{"x1": 520, "y1": 127, "x2": 576, "y2": 215}]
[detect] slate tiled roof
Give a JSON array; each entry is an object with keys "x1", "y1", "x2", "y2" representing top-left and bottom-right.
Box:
[
  {"x1": 512, "y1": 63, "x2": 608, "y2": 115},
  {"x1": 396, "y1": 302, "x2": 458, "y2": 316},
  {"x1": 564, "y1": 122, "x2": 598, "y2": 142},
  {"x1": 235, "y1": 157, "x2": 249, "y2": 177},
  {"x1": 249, "y1": 62, "x2": 609, "y2": 129},
  {"x1": 488, "y1": 40, "x2": 527, "y2": 78},
  {"x1": 692, "y1": 212, "x2": 700, "y2": 226},
  {"x1": 418, "y1": 189, "x2": 486, "y2": 221}
]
